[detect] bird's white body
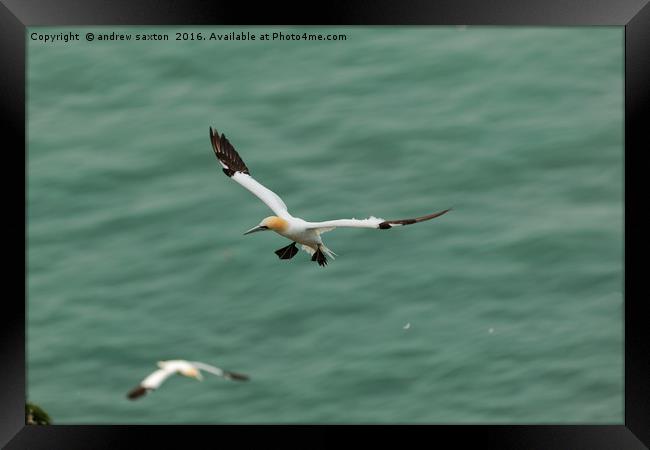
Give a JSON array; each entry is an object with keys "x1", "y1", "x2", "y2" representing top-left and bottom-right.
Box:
[
  {"x1": 209, "y1": 127, "x2": 450, "y2": 266},
  {"x1": 140, "y1": 360, "x2": 200, "y2": 390},
  {"x1": 273, "y1": 217, "x2": 328, "y2": 256},
  {"x1": 276, "y1": 217, "x2": 321, "y2": 246}
]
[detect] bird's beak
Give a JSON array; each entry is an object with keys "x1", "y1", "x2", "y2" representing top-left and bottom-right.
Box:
[{"x1": 244, "y1": 225, "x2": 267, "y2": 235}]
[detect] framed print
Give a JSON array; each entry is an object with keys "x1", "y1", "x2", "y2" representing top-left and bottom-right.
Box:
[{"x1": 3, "y1": 0, "x2": 649, "y2": 447}]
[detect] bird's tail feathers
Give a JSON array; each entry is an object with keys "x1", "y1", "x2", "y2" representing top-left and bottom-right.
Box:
[{"x1": 320, "y1": 245, "x2": 337, "y2": 260}]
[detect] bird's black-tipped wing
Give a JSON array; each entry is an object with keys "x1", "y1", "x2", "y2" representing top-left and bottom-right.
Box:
[
  {"x1": 306, "y1": 209, "x2": 451, "y2": 231},
  {"x1": 378, "y1": 208, "x2": 452, "y2": 229},
  {"x1": 209, "y1": 127, "x2": 251, "y2": 177},
  {"x1": 190, "y1": 361, "x2": 250, "y2": 382},
  {"x1": 208, "y1": 127, "x2": 290, "y2": 217}
]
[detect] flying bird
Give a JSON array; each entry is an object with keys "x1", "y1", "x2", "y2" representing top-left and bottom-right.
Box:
[
  {"x1": 126, "y1": 359, "x2": 249, "y2": 400},
  {"x1": 210, "y1": 127, "x2": 450, "y2": 267}
]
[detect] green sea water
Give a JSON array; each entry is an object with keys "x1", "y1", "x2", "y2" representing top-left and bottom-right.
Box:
[{"x1": 27, "y1": 27, "x2": 623, "y2": 424}]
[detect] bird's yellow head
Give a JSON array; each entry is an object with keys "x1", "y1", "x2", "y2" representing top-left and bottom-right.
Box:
[
  {"x1": 181, "y1": 367, "x2": 203, "y2": 381},
  {"x1": 244, "y1": 216, "x2": 288, "y2": 235}
]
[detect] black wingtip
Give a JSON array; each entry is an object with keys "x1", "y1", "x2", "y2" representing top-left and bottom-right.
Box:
[
  {"x1": 127, "y1": 386, "x2": 149, "y2": 400},
  {"x1": 209, "y1": 126, "x2": 217, "y2": 149},
  {"x1": 209, "y1": 127, "x2": 251, "y2": 177},
  {"x1": 224, "y1": 371, "x2": 250, "y2": 381},
  {"x1": 380, "y1": 208, "x2": 452, "y2": 228},
  {"x1": 432, "y1": 208, "x2": 452, "y2": 218}
]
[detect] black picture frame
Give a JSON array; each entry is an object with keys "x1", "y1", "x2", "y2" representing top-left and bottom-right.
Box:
[{"x1": 3, "y1": 0, "x2": 648, "y2": 448}]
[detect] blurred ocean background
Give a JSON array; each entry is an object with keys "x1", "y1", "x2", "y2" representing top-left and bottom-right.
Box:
[{"x1": 27, "y1": 27, "x2": 623, "y2": 424}]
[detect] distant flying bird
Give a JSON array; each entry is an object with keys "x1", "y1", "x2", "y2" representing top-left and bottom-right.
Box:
[
  {"x1": 209, "y1": 127, "x2": 451, "y2": 267},
  {"x1": 127, "y1": 359, "x2": 249, "y2": 400}
]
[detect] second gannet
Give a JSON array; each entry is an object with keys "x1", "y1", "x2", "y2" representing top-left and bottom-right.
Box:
[
  {"x1": 126, "y1": 359, "x2": 249, "y2": 400},
  {"x1": 210, "y1": 127, "x2": 451, "y2": 267}
]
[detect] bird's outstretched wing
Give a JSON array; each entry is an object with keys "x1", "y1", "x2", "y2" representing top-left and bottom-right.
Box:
[
  {"x1": 126, "y1": 368, "x2": 174, "y2": 400},
  {"x1": 306, "y1": 209, "x2": 451, "y2": 231},
  {"x1": 190, "y1": 361, "x2": 250, "y2": 382},
  {"x1": 210, "y1": 127, "x2": 290, "y2": 218}
]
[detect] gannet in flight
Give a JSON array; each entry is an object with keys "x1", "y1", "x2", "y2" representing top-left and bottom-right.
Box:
[
  {"x1": 210, "y1": 127, "x2": 451, "y2": 267},
  {"x1": 126, "y1": 359, "x2": 249, "y2": 400}
]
